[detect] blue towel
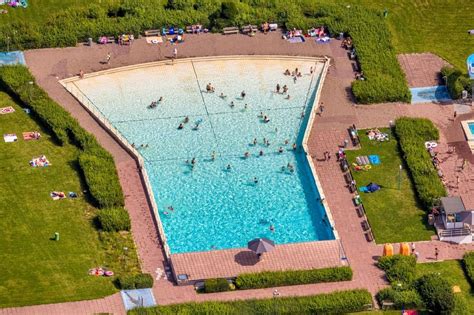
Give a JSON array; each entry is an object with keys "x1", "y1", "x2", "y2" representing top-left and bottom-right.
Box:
[
  {"x1": 369, "y1": 155, "x2": 381, "y2": 165},
  {"x1": 359, "y1": 186, "x2": 369, "y2": 193}
]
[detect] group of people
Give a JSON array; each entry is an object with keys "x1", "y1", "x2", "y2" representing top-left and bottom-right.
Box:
[{"x1": 148, "y1": 97, "x2": 164, "y2": 109}]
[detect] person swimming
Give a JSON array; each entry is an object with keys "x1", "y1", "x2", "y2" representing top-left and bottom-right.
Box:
[
  {"x1": 263, "y1": 115, "x2": 270, "y2": 123},
  {"x1": 292, "y1": 143, "x2": 297, "y2": 150},
  {"x1": 286, "y1": 94, "x2": 291, "y2": 100},
  {"x1": 284, "y1": 69, "x2": 290, "y2": 75},
  {"x1": 259, "y1": 150, "x2": 264, "y2": 156},
  {"x1": 244, "y1": 151, "x2": 250, "y2": 158},
  {"x1": 183, "y1": 116, "x2": 189, "y2": 123},
  {"x1": 226, "y1": 164, "x2": 232, "y2": 170},
  {"x1": 253, "y1": 138, "x2": 257, "y2": 145},
  {"x1": 230, "y1": 101, "x2": 235, "y2": 108},
  {"x1": 270, "y1": 224, "x2": 275, "y2": 232},
  {"x1": 211, "y1": 151, "x2": 216, "y2": 161},
  {"x1": 253, "y1": 177, "x2": 258, "y2": 184},
  {"x1": 168, "y1": 206, "x2": 174, "y2": 211},
  {"x1": 282, "y1": 85, "x2": 288, "y2": 93},
  {"x1": 284, "y1": 139, "x2": 289, "y2": 145},
  {"x1": 178, "y1": 123, "x2": 184, "y2": 130},
  {"x1": 241, "y1": 91, "x2": 246, "y2": 98},
  {"x1": 244, "y1": 103, "x2": 248, "y2": 110},
  {"x1": 219, "y1": 92, "x2": 226, "y2": 99},
  {"x1": 278, "y1": 147, "x2": 283, "y2": 153},
  {"x1": 158, "y1": 96, "x2": 163, "y2": 102},
  {"x1": 191, "y1": 157, "x2": 196, "y2": 165}
]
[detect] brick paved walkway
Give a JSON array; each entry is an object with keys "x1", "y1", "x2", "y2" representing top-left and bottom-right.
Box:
[
  {"x1": 171, "y1": 240, "x2": 347, "y2": 282},
  {"x1": 398, "y1": 53, "x2": 450, "y2": 87},
  {"x1": 3, "y1": 34, "x2": 473, "y2": 314}
]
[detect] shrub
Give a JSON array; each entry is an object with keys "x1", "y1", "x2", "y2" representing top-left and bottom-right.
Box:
[
  {"x1": 204, "y1": 278, "x2": 231, "y2": 293},
  {"x1": 378, "y1": 255, "x2": 416, "y2": 286},
  {"x1": 128, "y1": 289, "x2": 373, "y2": 314},
  {"x1": 97, "y1": 207, "x2": 131, "y2": 232},
  {"x1": 376, "y1": 287, "x2": 423, "y2": 309},
  {"x1": 0, "y1": 65, "x2": 124, "y2": 208},
  {"x1": 441, "y1": 66, "x2": 472, "y2": 99},
  {"x1": 117, "y1": 273, "x2": 154, "y2": 290},
  {"x1": 462, "y1": 251, "x2": 474, "y2": 285},
  {"x1": 395, "y1": 117, "x2": 446, "y2": 208},
  {"x1": 416, "y1": 273, "x2": 455, "y2": 313},
  {"x1": 235, "y1": 266, "x2": 352, "y2": 289},
  {"x1": 78, "y1": 153, "x2": 124, "y2": 208}
]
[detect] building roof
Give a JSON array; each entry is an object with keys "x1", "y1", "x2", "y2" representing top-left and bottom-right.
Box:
[
  {"x1": 441, "y1": 196, "x2": 466, "y2": 214},
  {"x1": 458, "y1": 211, "x2": 474, "y2": 225}
]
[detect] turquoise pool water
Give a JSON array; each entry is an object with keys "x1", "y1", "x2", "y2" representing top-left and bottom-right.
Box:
[
  {"x1": 72, "y1": 58, "x2": 334, "y2": 253},
  {"x1": 469, "y1": 122, "x2": 474, "y2": 135}
]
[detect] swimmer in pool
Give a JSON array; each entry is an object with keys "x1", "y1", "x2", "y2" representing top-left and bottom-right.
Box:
[
  {"x1": 253, "y1": 138, "x2": 257, "y2": 145},
  {"x1": 259, "y1": 150, "x2": 264, "y2": 156},
  {"x1": 226, "y1": 164, "x2": 232, "y2": 170},
  {"x1": 278, "y1": 147, "x2": 283, "y2": 153},
  {"x1": 178, "y1": 123, "x2": 184, "y2": 130},
  {"x1": 183, "y1": 116, "x2": 189, "y2": 123},
  {"x1": 241, "y1": 91, "x2": 246, "y2": 98},
  {"x1": 253, "y1": 177, "x2": 258, "y2": 184},
  {"x1": 270, "y1": 225, "x2": 275, "y2": 232},
  {"x1": 219, "y1": 92, "x2": 226, "y2": 99}
]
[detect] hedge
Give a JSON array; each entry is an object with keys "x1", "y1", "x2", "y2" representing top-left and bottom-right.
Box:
[
  {"x1": 376, "y1": 287, "x2": 423, "y2": 310},
  {"x1": 118, "y1": 273, "x2": 154, "y2": 290},
  {"x1": 441, "y1": 66, "x2": 472, "y2": 99},
  {"x1": 463, "y1": 251, "x2": 474, "y2": 285},
  {"x1": 395, "y1": 117, "x2": 446, "y2": 208},
  {"x1": 416, "y1": 273, "x2": 455, "y2": 313},
  {"x1": 128, "y1": 289, "x2": 373, "y2": 314},
  {"x1": 203, "y1": 278, "x2": 232, "y2": 293},
  {"x1": 0, "y1": 65, "x2": 124, "y2": 208},
  {"x1": 98, "y1": 207, "x2": 131, "y2": 232},
  {"x1": 377, "y1": 255, "x2": 416, "y2": 286},
  {"x1": 0, "y1": 1, "x2": 409, "y2": 104},
  {"x1": 235, "y1": 266, "x2": 352, "y2": 290}
]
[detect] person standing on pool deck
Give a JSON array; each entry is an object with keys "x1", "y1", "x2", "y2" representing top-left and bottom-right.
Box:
[
  {"x1": 105, "y1": 52, "x2": 111, "y2": 64},
  {"x1": 276, "y1": 84, "x2": 280, "y2": 93},
  {"x1": 172, "y1": 47, "x2": 178, "y2": 63}
]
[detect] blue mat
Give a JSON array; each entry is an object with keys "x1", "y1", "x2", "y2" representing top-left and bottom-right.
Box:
[
  {"x1": 120, "y1": 288, "x2": 156, "y2": 311},
  {"x1": 287, "y1": 36, "x2": 304, "y2": 43},
  {"x1": 0, "y1": 51, "x2": 26, "y2": 66},
  {"x1": 410, "y1": 85, "x2": 451, "y2": 104},
  {"x1": 368, "y1": 155, "x2": 380, "y2": 165}
]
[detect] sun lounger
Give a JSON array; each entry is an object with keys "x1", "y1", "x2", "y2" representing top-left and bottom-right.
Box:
[
  {"x1": 223, "y1": 27, "x2": 239, "y2": 35},
  {"x1": 144, "y1": 29, "x2": 161, "y2": 37},
  {"x1": 241, "y1": 25, "x2": 258, "y2": 34},
  {"x1": 50, "y1": 191, "x2": 66, "y2": 200}
]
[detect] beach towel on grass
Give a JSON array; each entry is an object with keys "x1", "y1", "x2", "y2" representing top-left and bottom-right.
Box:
[
  {"x1": 0, "y1": 106, "x2": 15, "y2": 114},
  {"x1": 23, "y1": 131, "x2": 41, "y2": 140},
  {"x1": 368, "y1": 155, "x2": 381, "y2": 165},
  {"x1": 359, "y1": 186, "x2": 369, "y2": 193},
  {"x1": 3, "y1": 133, "x2": 17, "y2": 142},
  {"x1": 288, "y1": 36, "x2": 304, "y2": 43}
]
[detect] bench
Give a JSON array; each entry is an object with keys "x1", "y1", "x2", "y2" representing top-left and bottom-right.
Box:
[
  {"x1": 356, "y1": 204, "x2": 365, "y2": 217},
  {"x1": 144, "y1": 29, "x2": 160, "y2": 37},
  {"x1": 340, "y1": 158, "x2": 349, "y2": 172},
  {"x1": 381, "y1": 300, "x2": 394, "y2": 310},
  {"x1": 223, "y1": 27, "x2": 239, "y2": 35},
  {"x1": 365, "y1": 229, "x2": 374, "y2": 242},
  {"x1": 241, "y1": 25, "x2": 258, "y2": 34},
  {"x1": 98, "y1": 36, "x2": 115, "y2": 44},
  {"x1": 361, "y1": 220, "x2": 370, "y2": 231},
  {"x1": 343, "y1": 171, "x2": 353, "y2": 184}
]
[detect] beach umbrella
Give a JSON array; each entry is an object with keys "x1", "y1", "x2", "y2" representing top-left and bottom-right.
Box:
[{"x1": 248, "y1": 238, "x2": 275, "y2": 256}]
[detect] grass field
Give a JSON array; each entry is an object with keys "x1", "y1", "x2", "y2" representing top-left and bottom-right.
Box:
[
  {"x1": 3, "y1": 0, "x2": 474, "y2": 70},
  {"x1": 0, "y1": 90, "x2": 139, "y2": 307},
  {"x1": 344, "y1": 129, "x2": 434, "y2": 243},
  {"x1": 417, "y1": 260, "x2": 474, "y2": 314}
]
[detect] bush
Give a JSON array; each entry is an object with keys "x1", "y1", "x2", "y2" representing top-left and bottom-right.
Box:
[
  {"x1": 395, "y1": 117, "x2": 446, "y2": 208},
  {"x1": 97, "y1": 207, "x2": 131, "y2": 232},
  {"x1": 376, "y1": 287, "x2": 423, "y2": 309},
  {"x1": 416, "y1": 274, "x2": 455, "y2": 313},
  {"x1": 463, "y1": 251, "x2": 474, "y2": 285},
  {"x1": 128, "y1": 289, "x2": 373, "y2": 314},
  {"x1": 0, "y1": 65, "x2": 124, "y2": 208},
  {"x1": 117, "y1": 273, "x2": 154, "y2": 290},
  {"x1": 235, "y1": 266, "x2": 352, "y2": 289},
  {"x1": 441, "y1": 66, "x2": 472, "y2": 99},
  {"x1": 378, "y1": 255, "x2": 416, "y2": 286},
  {"x1": 204, "y1": 278, "x2": 231, "y2": 293}
]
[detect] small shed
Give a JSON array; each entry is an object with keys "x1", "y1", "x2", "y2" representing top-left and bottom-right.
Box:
[{"x1": 441, "y1": 196, "x2": 467, "y2": 229}]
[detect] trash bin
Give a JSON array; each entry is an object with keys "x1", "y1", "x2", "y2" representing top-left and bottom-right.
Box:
[
  {"x1": 88, "y1": 37, "x2": 93, "y2": 46},
  {"x1": 54, "y1": 232, "x2": 59, "y2": 241}
]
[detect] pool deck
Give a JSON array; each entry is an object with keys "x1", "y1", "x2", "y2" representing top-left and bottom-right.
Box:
[
  {"x1": 171, "y1": 240, "x2": 347, "y2": 282},
  {"x1": 4, "y1": 32, "x2": 474, "y2": 314}
]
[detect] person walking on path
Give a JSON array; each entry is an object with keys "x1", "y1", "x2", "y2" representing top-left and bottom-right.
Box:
[
  {"x1": 105, "y1": 52, "x2": 111, "y2": 64},
  {"x1": 319, "y1": 103, "x2": 325, "y2": 116},
  {"x1": 172, "y1": 47, "x2": 178, "y2": 63}
]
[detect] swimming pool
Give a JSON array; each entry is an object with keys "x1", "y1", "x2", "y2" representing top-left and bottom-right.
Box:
[{"x1": 66, "y1": 57, "x2": 334, "y2": 253}]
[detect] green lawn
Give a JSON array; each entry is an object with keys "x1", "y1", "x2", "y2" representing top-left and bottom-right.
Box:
[
  {"x1": 0, "y1": 90, "x2": 139, "y2": 307},
  {"x1": 417, "y1": 260, "x2": 474, "y2": 315},
  {"x1": 344, "y1": 129, "x2": 434, "y2": 243}
]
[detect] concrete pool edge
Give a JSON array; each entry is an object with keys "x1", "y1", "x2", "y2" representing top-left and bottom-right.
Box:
[
  {"x1": 59, "y1": 56, "x2": 345, "y2": 281},
  {"x1": 460, "y1": 120, "x2": 474, "y2": 153}
]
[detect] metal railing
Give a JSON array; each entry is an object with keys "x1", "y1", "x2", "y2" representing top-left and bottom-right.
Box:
[
  {"x1": 60, "y1": 81, "x2": 171, "y2": 259},
  {"x1": 438, "y1": 226, "x2": 471, "y2": 238}
]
